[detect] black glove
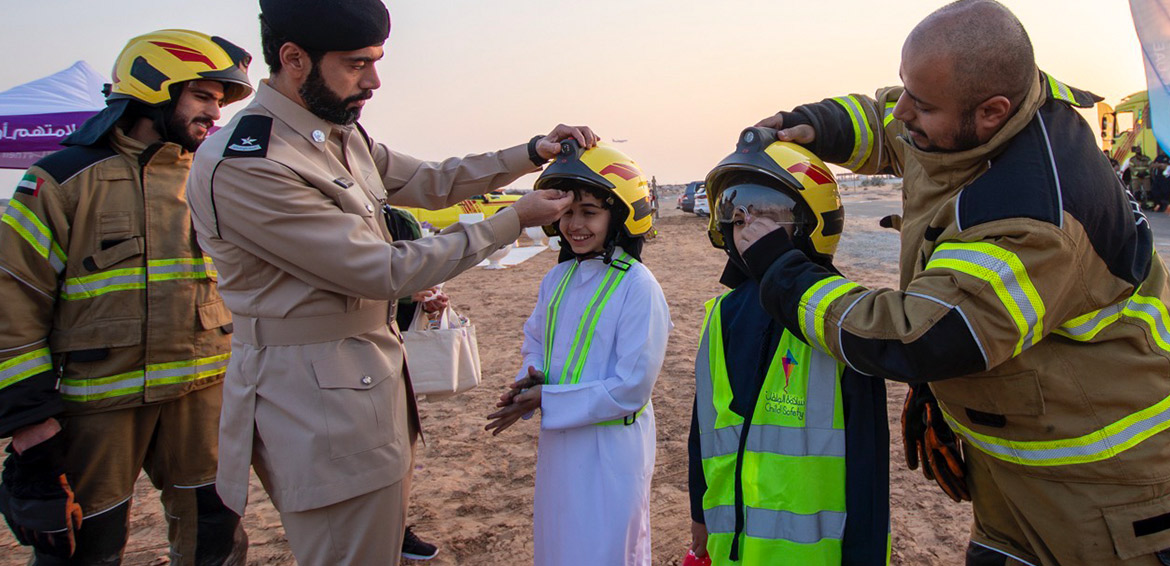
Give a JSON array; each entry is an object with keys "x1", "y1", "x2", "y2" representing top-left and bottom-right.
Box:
[
  {"x1": 0, "y1": 433, "x2": 83, "y2": 558},
  {"x1": 901, "y1": 383, "x2": 970, "y2": 503}
]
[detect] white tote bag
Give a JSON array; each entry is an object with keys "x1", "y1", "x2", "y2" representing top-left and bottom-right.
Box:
[{"x1": 402, "y1": 305, "x2": 482, "y2": 401}]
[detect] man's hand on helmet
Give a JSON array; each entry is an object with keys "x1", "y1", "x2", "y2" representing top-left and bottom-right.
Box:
[
  {"x1": 512, "y1": 190, "x2": 574, "y2": 228},
  {"x1": 754, "y1": 112, "x2": 817, "y2": 145},
  {"x1": 535, "y1": 124, "x2": 600, "y2": 160}
]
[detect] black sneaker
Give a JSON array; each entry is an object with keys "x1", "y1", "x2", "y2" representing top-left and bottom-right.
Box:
[{"x1": 402, "y1": 526, "x2": 439, "y2": 561}]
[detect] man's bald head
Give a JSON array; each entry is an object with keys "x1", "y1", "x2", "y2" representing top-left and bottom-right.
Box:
[{"x1": 906, "y1": 0, "x2": 1036, "y2": 112}]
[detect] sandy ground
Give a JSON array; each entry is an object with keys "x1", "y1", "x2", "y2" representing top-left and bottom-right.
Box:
[{"x1": 1, "y1": 183, "x2": 974, "y2": 565}]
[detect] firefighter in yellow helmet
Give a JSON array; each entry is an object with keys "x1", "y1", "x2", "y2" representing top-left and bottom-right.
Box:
[
  {"x1": 687, "y1": 128, "x2": 890, "y2": 565},
  {"x1": 0, "y1": 30, "x2": 252, "y2": 564},
  {"x1": 487, "y1": 140, "x2": 671, "y2": 564}
]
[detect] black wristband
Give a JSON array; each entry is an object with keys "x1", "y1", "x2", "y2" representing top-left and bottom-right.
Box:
[{"x1": 527, "y1": 135, "x2": 548, "y2": 167}]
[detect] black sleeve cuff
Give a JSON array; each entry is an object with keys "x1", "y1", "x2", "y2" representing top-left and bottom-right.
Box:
[
  {"x1": 0, "y1": 370, "x2": 64, "y2": 439},
  {"x1": 741, "y1": 229, "x2": 795, "y2": 281},
  {"x1": 527, "y1": 135, "x2": 548, "y2": 167},
  {"x1": 688, "y1": 397, "x2": 707, "y2": 524},
  {"x1": 794, "y1": 99, "x2": 856, "y2": 165}
]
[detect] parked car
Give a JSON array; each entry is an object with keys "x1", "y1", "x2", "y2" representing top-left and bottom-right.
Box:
[
  {"x1": 680, "y1": 181, "x2": 704, "y2": 213},
  {"x1": 694, "y1": 187, "x2": 710, "y2": 216}
]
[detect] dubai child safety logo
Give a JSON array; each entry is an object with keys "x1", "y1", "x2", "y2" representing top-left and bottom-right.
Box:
[
  {"x1": 764, "y1": 349, "x2": 806, "y2": 421},
  {"x1": 781, "y1": 349, "x2": 798, "y2": 392},
  {"x1": 229, "y1": 136, "x2": 262, "y2": 152}
]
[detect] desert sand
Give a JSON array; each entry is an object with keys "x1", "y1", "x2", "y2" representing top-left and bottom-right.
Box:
[{"x1": 1, "y1": 183, "x2": 974, "y2": 565}]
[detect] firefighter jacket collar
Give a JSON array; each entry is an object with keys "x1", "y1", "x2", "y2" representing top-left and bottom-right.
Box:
[
  {"x1": 898, "y1": 68, "x2": 1045, "y2": 188},
  {"x1": 253, "y1": 80, "x2": 346, "y2": 153},
  {"x1": 107, "y1": 125, "x2": 191, "y2": 171}
]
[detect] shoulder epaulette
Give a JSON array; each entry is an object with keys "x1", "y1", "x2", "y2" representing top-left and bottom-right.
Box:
[
  {"x1": 1041, "y1": 72, "x2": 1102, "y2": 109},
  {"x1": 32, "y1": 144, "x2": 117, "y2": 185},
  {"x1": 223, "y1": 115, "x2": 273, "y2": 158}
]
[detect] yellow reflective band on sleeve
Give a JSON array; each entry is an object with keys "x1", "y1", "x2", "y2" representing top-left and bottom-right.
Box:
[
  {"x1": 0, "y1": 348, "x2": 53, "y2": 390},
  {"x1": 943, "y1": 392, "x2": 1170, "y2": 467},
  {"x1": 60, "y1": 257, "x2": 217, "y2": 301},
  {"x1": 799, "y1": 276, "x2": 862, "y2": 352},
  {"x1": 1046, "y1": 74, "x2": 1076, "y2": 105},
  {"x1": 883, "y1": 101, "x2": 897, "y2": 128},
  {"x1": 1, "y1": 201, "x2": 66, "y2": 274},
  {"x1": 926, "y1": 242, "x2": 1045, "y2": 357},
  {"x1": 60, "y1": 353, "x2": 229, "y2": 402},
  {"x1": 832, "y1": 95, "x2": 875, "y2": 171}
]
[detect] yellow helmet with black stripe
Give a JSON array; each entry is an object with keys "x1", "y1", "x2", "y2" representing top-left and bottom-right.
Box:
[
  {"x1": 534, "y1": 141, "x2": 654, "y2": 238},
  {"x1": 110, "y1": 29, "x2": 253, "y2": 107},
  {"x1": 705, "y1": 127, "x2": 843, "y2": 259}
]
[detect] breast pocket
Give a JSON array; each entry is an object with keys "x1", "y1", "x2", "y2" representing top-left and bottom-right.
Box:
[{"x1": 311, "y1": 338, "x2": 399, "y2": 459}]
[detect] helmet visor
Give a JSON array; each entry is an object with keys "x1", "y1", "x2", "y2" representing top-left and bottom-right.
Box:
[{"x1": 715, "y1": 183, "x2": 803, "y2": 226}]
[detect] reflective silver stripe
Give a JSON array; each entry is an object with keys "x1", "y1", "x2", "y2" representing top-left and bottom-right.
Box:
[
  {"x1": 1036, "y1": 114, "x2": 1064, "y2": 229},
  {"x1": 2, "y1": 202, "x2": 65, "y2": 273},
  {"x1": 1056, "y1": 302, "x2": 1125, "y2": 339},
  {"x1": 705, "y1": 505, "x2": 847, "y2": 544},
  {"x1": 0, "y1": 349, "x2": 52, "y2": 390},
  {"x1": 703, "y1": 424, "x2": 846, "y2": 460},
  {"x1": 61, "y1": 272, "x2": 145, "y2": 298},
  {"x1": 944, "y1": 403, "x2": 1170, "y2": 466},
  {"x1": 145, "y1": 356, "x2": 229, "y2": 385},
  {"x1": 833, "y1": 96, "x2": 872, "y2": 171},
  {"x1": 744, "y1": 425, "x2": 845, "y2": 458},
  {"x1": 60, "y1": 374, "x2": 144, "y2": 398},
  {"x1": 930, "y1": 247, "x2": 1042, "y2": 350},
  {"x1": 801, "y1": 277, "x2": 855, "y2": 350},
  {"x1": 805, "y1": 348, "x2": 837, "y2": 429},
  {"x1": 146, "y1": 260, "x2": 214, "y2": 277},
  {"x1": 695, "y1": 305, "x2": 719, "y2": 434},
  {"x1": 702, "y1": 425, "x2": 742, "y2": 459},
  {"x1": 1123, "y1": 299, "x2": 1170, "y2": 347}
]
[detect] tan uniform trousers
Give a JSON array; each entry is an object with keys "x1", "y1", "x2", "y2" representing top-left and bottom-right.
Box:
[
  {"x1": 59, "y1": 383, "x2": 225, "y2": 562},
  {"x1": 256, "y1": 428, "x2": 417, "y2": 566},
  {"x1": 967, "y1": 447, "x2": 1170, "y2": 565}
]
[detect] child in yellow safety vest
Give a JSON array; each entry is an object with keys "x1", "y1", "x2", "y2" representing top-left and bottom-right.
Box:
[
  {"x1": 485, "y1": 141, "x2": 671, "y2": 566},
  {"x1": 687, "y1": 130, "x2": 890, "y2": 565}
]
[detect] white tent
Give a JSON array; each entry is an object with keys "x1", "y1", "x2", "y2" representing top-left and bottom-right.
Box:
[{"x1": 0, "y1": 61, "x2": 106, "y2": 169}]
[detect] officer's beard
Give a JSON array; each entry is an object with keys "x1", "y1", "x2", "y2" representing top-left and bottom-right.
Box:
[{"x1": 299, "y1": 65, "x2": 373, "y2": 126}]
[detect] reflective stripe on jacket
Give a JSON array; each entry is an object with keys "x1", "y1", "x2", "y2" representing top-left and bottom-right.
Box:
[{"x1": 697, "y1": 293, "x2": 847, "y2": 565}]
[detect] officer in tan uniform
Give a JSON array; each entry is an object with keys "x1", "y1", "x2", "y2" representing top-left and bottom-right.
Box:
[
  {"x1": 0, "y1": 31, "x2": 252, "y2": 564},
  {"x1": 186, "y1": 1, "x2": 596, "y2": 563}
]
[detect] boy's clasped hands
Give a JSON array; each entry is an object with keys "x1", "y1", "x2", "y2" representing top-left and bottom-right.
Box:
[{"x1": 484, "y1": 366, "x2": 545, "y2": 436}]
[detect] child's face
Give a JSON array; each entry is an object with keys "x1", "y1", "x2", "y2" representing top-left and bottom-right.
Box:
[{"x1": 559, "y1": 192, "x2": 611, "y2": 255}]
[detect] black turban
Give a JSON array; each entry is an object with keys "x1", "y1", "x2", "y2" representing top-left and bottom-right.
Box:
[{"x1": 260, "y1": 0, "x2": 391, "y2": 52}]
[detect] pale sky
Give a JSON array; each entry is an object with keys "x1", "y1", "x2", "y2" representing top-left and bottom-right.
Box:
[{"x1": 0, "y1": 0, "x2": 1149, "y2": 198}]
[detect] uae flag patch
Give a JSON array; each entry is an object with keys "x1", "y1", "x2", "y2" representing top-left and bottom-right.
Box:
[{"x1": 16, "y1": 174, "x2": 43, "y2": 197}]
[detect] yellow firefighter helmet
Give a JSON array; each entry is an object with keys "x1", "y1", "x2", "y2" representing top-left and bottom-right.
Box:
[
  {"x1": 110, "y1": 29, "x2": 253, "y2": 106},
  {"x1": 534, "y1": 141, "x2": 654, "y2": 238},
  {"x1": 705, "y1": 127, "x2": 843, "y2": 259}
]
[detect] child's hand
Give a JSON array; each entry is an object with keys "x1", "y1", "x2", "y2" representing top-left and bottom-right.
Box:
[
  {"x1": 485, "y1": 385, "x2": 542, "y2": 436},
  {"x1": 687, "y1": 522, "x2": 710, "y2": 563},
  {"x1": 496, "y1": 366, "x2": 545, "y2": 408}
]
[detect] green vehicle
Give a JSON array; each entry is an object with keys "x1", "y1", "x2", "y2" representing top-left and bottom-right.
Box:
[{"x1": 1100, "y1": 90, "x2": 1161, "y2": 163}]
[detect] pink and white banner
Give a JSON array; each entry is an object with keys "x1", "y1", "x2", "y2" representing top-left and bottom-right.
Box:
[{"x1": 0, "y1": 61, "x2": 106, "y2": 169}]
